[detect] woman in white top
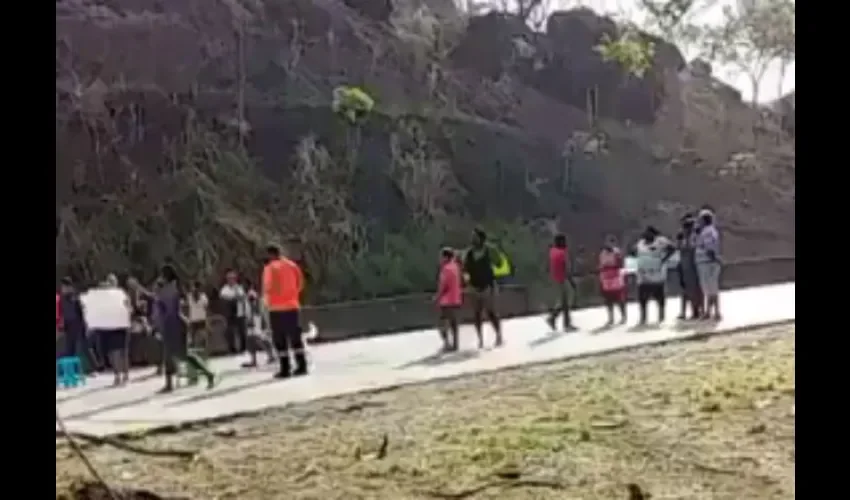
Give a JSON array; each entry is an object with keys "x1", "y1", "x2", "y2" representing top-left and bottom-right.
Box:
[
  {"x1": 219, "y1": 270, "x2": 248, "y2": 354},
  {"x1": 243, "y1": 286, "x2": 277, "y2": 367},
  {"x1": 634, "y1": 226, "x2": 675, "y2": 325},
  {"x1": 185, "y1": 281, "x2": 209, "y2": 349}
]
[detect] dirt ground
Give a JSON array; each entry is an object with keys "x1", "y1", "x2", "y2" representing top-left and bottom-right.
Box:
[{"x1": 57, "y1": 324, "x2": 795, "y2": 500}]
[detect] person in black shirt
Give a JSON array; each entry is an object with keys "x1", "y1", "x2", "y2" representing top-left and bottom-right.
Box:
[
  {"x1": 59, "y1": 277, "x2": 101, "y2": 373},
  {"x1": 463, "y1": 228, "x2": 503, "y2": 348}
]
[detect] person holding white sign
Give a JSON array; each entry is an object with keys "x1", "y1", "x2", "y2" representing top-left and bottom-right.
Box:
[
  {"x1": 634, "y1": 226, "x2": 676, "y2": 325},
  {"x1": 81, "y1": 275, "x2": 132, "y2": 385}
]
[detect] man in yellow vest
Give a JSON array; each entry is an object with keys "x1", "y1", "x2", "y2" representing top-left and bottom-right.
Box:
[{"x1": 262, "y1": 244, "x2": 308, "y2": 378}]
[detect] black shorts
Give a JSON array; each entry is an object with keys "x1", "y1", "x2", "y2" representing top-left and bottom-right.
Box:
[
  {"x1": 97, "y1": 329, "x2": 128, "y2": 354},
  {"x1": 269, "y1": 310, "x2": 302, "y2": 341},
  {"x1": 469, "y1": 287, "x2": 496, "y2": 312}
]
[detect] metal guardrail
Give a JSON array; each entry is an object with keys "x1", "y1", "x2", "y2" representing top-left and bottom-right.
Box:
[{"x1": 304, "y1": 255, "x2": 796, "y2": 311}]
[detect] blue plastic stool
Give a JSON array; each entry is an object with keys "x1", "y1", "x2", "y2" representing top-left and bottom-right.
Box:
[{"x1": 56, "y1": 357, "x2": 86, "y2": 388}]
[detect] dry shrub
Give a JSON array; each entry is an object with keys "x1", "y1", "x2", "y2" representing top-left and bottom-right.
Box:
[
  {"x1": 390, "y1": 0, "x2": 468, "y2": 92},
  {"x1": 389, "y1": 119, "x2": 464, "y2": 223},
  {"x1": 289, "y1": 135, "x2": 367, "y2": 280}
]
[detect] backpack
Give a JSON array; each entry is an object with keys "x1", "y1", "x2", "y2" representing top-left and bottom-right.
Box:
[{"x1": 490, "y1": 246, "x2": 513, "y2": 278}]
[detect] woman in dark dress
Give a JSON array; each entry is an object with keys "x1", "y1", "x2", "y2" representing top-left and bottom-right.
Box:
[{"x1": 676, "y1": 214, "x2": 703, "y2": 320}]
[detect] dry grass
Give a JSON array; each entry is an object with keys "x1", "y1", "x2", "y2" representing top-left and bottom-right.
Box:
[{"x1": 57, "y1": 324, "x2": 795, "y2": 500}]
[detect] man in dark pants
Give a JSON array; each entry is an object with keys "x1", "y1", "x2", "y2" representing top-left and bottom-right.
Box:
[
  {"x1": 59, "y1": 277, "x2": 100, "y2": 373},
  {"x1": 463, "y1": 228, "x2": 503, "y2": 348},
  {"x1": 263, "y1": 244, "x2": 308, "y2": 378}
]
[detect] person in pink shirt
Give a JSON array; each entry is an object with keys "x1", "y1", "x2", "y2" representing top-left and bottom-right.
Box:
[
  {"x1": 546, "y1": 233, "x2": 576, "y2": 332},
  {"x1": 598, "y1": 235, "x2": 627, "y2": 325},
  {"x1": 435, "y1": 247, "x2": 463, "y2": 352}
]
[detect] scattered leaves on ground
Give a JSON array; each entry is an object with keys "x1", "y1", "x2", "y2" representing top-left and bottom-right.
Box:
[{"x1": 57, "y1": 324, "x2": 795, "y2": 500}]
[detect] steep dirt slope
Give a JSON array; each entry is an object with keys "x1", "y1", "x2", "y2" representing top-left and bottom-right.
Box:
[{"x1": 55, "y1": 0, "x2": 794, "y2": 297}]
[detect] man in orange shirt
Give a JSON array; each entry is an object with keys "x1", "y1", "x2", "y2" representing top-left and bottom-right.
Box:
[{"x1": 262, "y1": 244, "x2": 308, "y2": 378}]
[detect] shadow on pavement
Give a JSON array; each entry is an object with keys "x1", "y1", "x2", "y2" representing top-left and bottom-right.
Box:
[
  {"x1": 396, "y1": 349, "x2": 480, "y2": 370},
  {"x1": 61, "y1": 394, "x2": 159, "y2": 421},
  {"x1": 166, "y1": 377, "x2": 283, "y2": 407},
  {"x1": 673, "y1": 318, "x2": 720, "y2": 333},
  {"x1": 627, "y1": 323, "x2": 662, "y2": 333},
  {"x1": 57, "y1": 362, "x2": 270, "y2": 405},
  {"x1": 590, "y1": 322, "x2": 629, "y2": 334},
  {"x1": 528, "y1": 332, "x2": 571, "y2": 348},
  {"x1": 56, "y1": 372, "x2": 162, "y2": 404}
]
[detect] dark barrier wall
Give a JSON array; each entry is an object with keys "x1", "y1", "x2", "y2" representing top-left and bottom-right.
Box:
[{"x1": 57, "y1": 256, "x2": 794, "y2": 365}]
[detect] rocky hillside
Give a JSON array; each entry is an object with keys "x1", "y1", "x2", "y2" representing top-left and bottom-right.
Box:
[{"x1": 55, "y1": 0, "x2": 795, "y2": 301}]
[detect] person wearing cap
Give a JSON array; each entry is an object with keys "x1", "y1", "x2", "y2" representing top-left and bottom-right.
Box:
[
  {"x1": 634, "y1": 226, "x2": 675, "y2": 325},
  {"x1": 263, "y1": 244, "x2": 308, "y2": 378},
  {"x1": 696, "y1": 208, "x2": 722, "y2": 320}
]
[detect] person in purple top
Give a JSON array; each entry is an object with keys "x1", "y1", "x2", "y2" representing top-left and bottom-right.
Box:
[
  {"x1": 696, "y1": 209, "x2": 722, "y2": 320},
  {"x1": 131, "y1": 266, "x2": 216, "y2": 393}
]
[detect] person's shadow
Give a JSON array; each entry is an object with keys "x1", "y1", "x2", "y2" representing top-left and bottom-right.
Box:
[
  {"x1": 627, "y1": 323, "x2": 662, "y2": 333},
  {"x1": 396, "y1": 349, "x2": 480, "y2": 370},
  {"x1": 528, "y1": 331, "x2": 568, "y2": 349}
]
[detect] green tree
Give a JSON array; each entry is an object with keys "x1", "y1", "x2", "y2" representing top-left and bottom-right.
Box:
[
  {"x1": 697, "y1": 0, "x2": 795, "y2": 105},
  {"x1": 595, "y1": 27, "x2": 655, "y2": 78}
]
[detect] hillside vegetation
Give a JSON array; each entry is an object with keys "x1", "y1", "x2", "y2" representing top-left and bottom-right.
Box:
[{"x1": 55, "y1": 0, "x2": 795, "y2": 301}]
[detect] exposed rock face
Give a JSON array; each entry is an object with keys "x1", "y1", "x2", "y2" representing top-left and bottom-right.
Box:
[
  {"x1": 55, "y1": 0, "x2": 795, "y2": 289},
  {"x1": 450, "y1": 8, "x2": 686, "y2": 126},
  {"x1": 344, "y1": 0, "x2": 393, "y2": 21},
  {"x1": 667, "y1": 59, "x2": 793, "y2": 167}
]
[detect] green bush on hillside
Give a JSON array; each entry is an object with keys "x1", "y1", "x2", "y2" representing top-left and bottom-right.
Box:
[{"x1": 332, "y1": 86, "x2": 375, "y2": 124}]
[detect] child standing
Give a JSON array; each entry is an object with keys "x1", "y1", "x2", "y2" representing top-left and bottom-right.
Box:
[
  {"x1": 243, "y1": 290, "x2": 276, "y2": 367},
  {"x1": 436, "y1": 247, "x2": 463, "y2": 352}
]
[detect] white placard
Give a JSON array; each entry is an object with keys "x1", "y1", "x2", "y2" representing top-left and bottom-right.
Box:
[
  {"x1": 80, "y1": 288, "x2": 132, "y2": 330},
  {"x1": 622, "y1": 252, "x2": 680, "y2": 276}
]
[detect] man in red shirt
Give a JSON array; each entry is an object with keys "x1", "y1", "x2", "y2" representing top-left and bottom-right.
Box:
[
  {"x1": 435, "y1": 247, "x2": 463, "y2": 352},
  {"x1": 546, "y1": 233, "x2": 576, "y2": 332}
]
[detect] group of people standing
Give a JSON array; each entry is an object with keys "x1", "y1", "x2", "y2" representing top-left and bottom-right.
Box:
[
  {"x1": 57, "y1": 244, "x2": 309, "y2": 392},
  {"x1": 567, "y1": 206, "x2": 723, "y2": 329},
  {"x1": 435, "y1": 208, "x2": 723, "y2": 350},
  {"x1": 57, "y1": 212, "x2": 723, "y2": 389}
]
